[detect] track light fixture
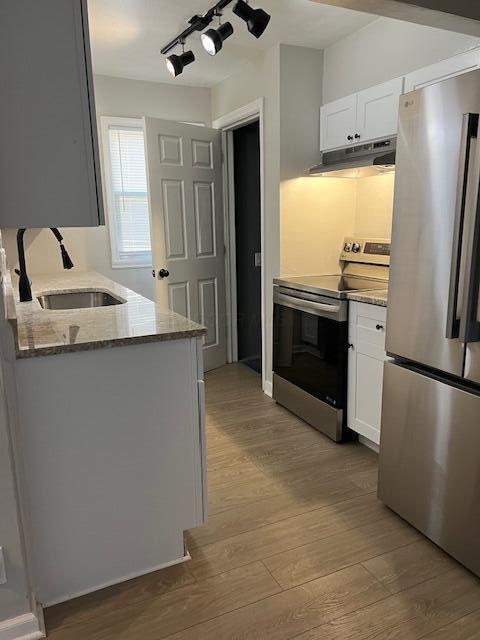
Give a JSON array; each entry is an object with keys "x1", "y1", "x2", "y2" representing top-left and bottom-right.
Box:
[
  {"x1": 201, "y1": 13, "x2": 234, "y2": 56},
  {"x1": 233, "y1": 0, "x2": 270, "y2": 38},
  {"x1": 166, "y1": 41, "x2": 195, "y2": 77},
  {"x1": 161, "y1": 0, "x2": 271, "y2": 77}
]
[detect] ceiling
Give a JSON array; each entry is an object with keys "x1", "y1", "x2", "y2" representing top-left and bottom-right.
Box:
[{"x1": 87, "y1": 0, "x2": 376, "y2": 87}]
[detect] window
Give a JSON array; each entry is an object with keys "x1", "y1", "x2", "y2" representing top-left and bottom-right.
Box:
[{"x1": 101, "y1": 117, "x2": 152, "y2": 268}]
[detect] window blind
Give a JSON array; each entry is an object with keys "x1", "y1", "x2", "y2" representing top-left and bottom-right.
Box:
[{"x1": 107, "y1": 126, "x2": 151, "y2": 264}]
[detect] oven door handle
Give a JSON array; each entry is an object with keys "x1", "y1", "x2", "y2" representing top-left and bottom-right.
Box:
[{"x1": 274, "y1": 291, "x2": 341, "y2": 317}]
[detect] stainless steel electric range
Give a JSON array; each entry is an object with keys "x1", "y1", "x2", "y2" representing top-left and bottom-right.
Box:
[{"x1": 272, "y1": 237, "x2": 390, "y2": 442}]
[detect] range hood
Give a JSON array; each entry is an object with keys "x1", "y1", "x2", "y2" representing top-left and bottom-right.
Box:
[{"x1": 309, "y1": 137, "x2": 396, "y2": 178}]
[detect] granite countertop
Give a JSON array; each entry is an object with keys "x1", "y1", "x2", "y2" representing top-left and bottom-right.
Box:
[
  {"x1": 7, "y1": 271, "x2": 206, "y2": 359},
  {"x1": 346, "y1": 289, "x2": 388, "y2": 307}
]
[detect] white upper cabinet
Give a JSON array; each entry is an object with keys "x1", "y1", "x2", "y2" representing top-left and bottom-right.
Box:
[
  {"x1": 320, "y1": 78, "x2": 403, "y2": 151},
  {"x1": 356, "y1": 78, "x2": 404, "y2": 144},
  {"x1": 0, "y1": 0, "x2": 104, "y2": 229},
  {"x1": 320, "y1": 94, "x2": 357, "y2": 151},
  {"x1": 404, "y1": 49, "x2": 480, "y2": 93}
]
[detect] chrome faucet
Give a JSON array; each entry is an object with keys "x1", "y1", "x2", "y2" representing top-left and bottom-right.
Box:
[{"x1": 16, "y1": 228, "x2": 74, "y2": 302}]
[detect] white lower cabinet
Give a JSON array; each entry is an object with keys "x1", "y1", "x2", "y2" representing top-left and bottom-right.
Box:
[
  {"x1": 348, "y1": 302, "x2": 388, "y2": 446},
  {"x1": 14, "y1": 337, "x2": 206, "y2": 606}
]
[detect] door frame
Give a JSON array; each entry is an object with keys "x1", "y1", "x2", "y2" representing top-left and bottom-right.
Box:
[{"x1": 212, "y1": 98, "x2": 266, "y2": 390}]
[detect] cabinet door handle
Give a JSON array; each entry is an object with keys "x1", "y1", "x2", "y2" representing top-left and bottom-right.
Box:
[
  {"x1": 376, "y1": 324, "x2": 384, "y2": 331},
  {"x1": 354, "y1": 133, "x2": 361, "y2": 139},
  {"x1": 348, "y1": 343, "x2": 354, "y2": 350},
  {"x1": 347, "y1": 135, "x2": 353, "y2": 141}
]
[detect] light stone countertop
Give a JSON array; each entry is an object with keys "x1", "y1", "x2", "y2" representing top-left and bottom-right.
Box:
[
  {"x1": 7, "y1": 271, "x2": 206, "y2": 359},
  {"x1": 346, "y1": 289, "x2": 388, "y2": 307}
]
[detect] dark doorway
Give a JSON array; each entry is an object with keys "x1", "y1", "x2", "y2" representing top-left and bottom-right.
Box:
[{"x1": 233, "y1": 120, "x2": 262, "y2": 374}]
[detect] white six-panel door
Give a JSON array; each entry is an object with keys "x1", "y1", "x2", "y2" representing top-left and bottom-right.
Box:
[{"x1": 144, "y1": 118, "x2": 227, "y2": 371}]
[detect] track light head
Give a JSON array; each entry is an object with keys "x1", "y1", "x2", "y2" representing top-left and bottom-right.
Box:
[
  {"x1": 233, "y1": 0, "x2": 270, "y2": 38},
  {"x1": 166, "y1": 49, "x2": 195, "y2": 77},
  {"x1": 201, "y1": 22, "x2": 234, "y2": 56}
]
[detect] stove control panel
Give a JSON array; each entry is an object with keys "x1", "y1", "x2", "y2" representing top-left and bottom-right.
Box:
[{"x1": 341, "y1": 237, "x2": 391, "y2": 265}]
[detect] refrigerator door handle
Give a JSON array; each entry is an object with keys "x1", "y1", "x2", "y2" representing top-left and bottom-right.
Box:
[
  {"x1": 459, "y1": 131, "x2": 480, "y2": 344},
  {"x1": 447, "y1": 113, "x2": 479, "y2": 340}
]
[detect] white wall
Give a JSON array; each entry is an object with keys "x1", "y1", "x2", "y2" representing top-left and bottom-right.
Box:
[
  {"x1": 323, "y1": 17, "x2": 480, "y2": 102},
  {"x1": 280, "y1": 45, "x2": 324, "y2": 181},
  {"x1": 93, "y1": 75, "x2": 212, "y2": 124},
  {"x1": 212, "y1": 45, "x2": 281, "y2": 391},
  {"x1": 2, "y1": 76, "x2": 212, "y2": 301},
  {"x1": 354, "y1": 173, "x2": 395, "y2": 238},
  {"x1": 280, "y1": 178, "x2": 356, "y2": 276}
]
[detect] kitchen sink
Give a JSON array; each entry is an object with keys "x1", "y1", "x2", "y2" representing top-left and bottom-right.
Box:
[{"x1": 37, "y1": 290, "x2": 125, "y2": 310}]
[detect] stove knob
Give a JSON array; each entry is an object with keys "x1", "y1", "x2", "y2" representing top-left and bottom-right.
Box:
[
  {"x1": 352, "y1": 243, "x2": 361, "y2": 253},
  {"x1": 344, "y1": 243, "x2": 352, "y2": 252}
]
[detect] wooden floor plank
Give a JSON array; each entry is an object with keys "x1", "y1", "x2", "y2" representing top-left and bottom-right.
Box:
[
  {"x1": 363, "y1": 539, "x2": 458, "y2": 594},
  {"x1": 162, "y1": 565, "x2": 388, "y2": 640},
  {"x1": 242, "y1": 439, "x2": 351, "y2": 474},
  {"x1": 188, "y1": 475, "x2": 375, "y2": 548},
  {"x1": 292, "y1": 567, "x2": 480, "y2": 640},
  {"x1": 263, "y1": 513, "x2": 421, "y2": 589},
  {"x1": 208, "y1": 448, "x2": 377, "y2": 514},
  {"x1": 45, "y1": 562, "x2": 195, "y2": 632},
  {"x1": 207, "y1": 416, "x2": 336, "y2": 451},
  {"x1": 208, "y1": 459, "x2": 268, "y2": 489},
  {"x1": 418, "y1": 609, "x2": 480, "y2": 639},
  {"x1": 46, "y1": 562, "x2": 280, "y2": 640},
  {"x1": 189, "y1": 494, "x2": 402, "y2": 580}
]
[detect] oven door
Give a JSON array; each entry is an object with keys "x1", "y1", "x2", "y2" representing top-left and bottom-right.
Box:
[{"x1": 273, "y1": 288, "x2": 348, "y2": 409}]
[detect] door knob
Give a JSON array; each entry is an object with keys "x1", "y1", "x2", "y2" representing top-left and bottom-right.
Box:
[{"x1": 158, "y1": 268, "x2": 170, "y2": 279}]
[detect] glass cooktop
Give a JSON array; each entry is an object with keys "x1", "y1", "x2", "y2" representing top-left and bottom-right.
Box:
[{"x1": 274, "y1": 274, "x2": 387, "y2": 298}]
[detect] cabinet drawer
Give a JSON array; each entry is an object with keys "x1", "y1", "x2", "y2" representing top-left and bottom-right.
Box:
[
  {"x1": 356, "y1": 312, "x2": 386, "y2": 353},
  {"x1": 349, "y1": 303, "x2": 387, "y2": 351}
]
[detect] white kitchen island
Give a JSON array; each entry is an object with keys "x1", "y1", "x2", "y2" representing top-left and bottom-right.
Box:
[{"x1": 7, "y1": 272, "x2": 207, "y2": 606}]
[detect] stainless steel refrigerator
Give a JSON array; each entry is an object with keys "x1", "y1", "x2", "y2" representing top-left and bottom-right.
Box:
[{"x1": 378, "y1": 69, "x2": 480, "y2": 577}]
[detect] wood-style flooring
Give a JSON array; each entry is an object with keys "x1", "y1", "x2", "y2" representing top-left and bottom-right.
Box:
[{"x1": 45, "y1": 364, "x2": 480, "y2": 639}]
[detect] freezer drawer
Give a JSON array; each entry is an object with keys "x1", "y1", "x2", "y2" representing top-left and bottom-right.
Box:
[{"x1": 378, "y1": 361, "x2": 480, "y2": 577}]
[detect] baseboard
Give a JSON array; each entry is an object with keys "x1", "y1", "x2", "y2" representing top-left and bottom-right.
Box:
[
  {"x1": 263, "y1": 379, "x2": 273, "y2": 398},
  {"x1": 43, "y1": 552, "x2": 191, "y2": 607},
  {"x1": 0, "y1": 613, "x2": 44, "y2": 640},
  {"x1": 359, "y1": 435, "x2": 379, "y2": 454}
]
